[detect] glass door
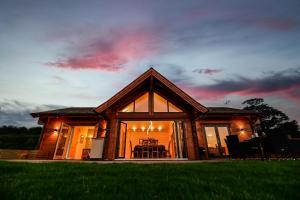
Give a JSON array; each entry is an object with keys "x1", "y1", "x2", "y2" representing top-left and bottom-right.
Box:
[
  {"x1": 117, "y1": 122, "x2": 127, "y2": 158},
  {"x1": 204, "y1": 126, "x2": 229, "y2": 157},
  {"x1": 53, "y1": 123, "x2": 73, "y2": 159},
  {"x1": 217, "y1": 127, "x2": 229, "y2": 156},
  {"x1": 173, "y1": 121, "x2": 187, "y2": 159}
]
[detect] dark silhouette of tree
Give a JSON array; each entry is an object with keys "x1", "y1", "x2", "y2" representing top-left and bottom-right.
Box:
[
  {"x1": 0, "y1": 126, "x2": 42, "y2": 149},
  {"x1": 242, "y1": 98, "x2": 300, "y2": 137}
]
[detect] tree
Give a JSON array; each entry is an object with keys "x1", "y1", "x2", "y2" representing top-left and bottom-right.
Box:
[{"x1": 242, "y1": 98, "x2": 300, "y2": 137}]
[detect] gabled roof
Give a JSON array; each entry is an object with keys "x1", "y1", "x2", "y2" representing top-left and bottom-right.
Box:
[
  {"x1": 31, "y1": 107, "x2": 97, "y2": 118},
  {"x1": 94, "y1": 68, "x2": 208, "y2": 113}
]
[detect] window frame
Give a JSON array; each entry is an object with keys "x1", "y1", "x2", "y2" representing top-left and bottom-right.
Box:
[{"x1": 119, "y1": 91, "x2": 184, "y2": 113}]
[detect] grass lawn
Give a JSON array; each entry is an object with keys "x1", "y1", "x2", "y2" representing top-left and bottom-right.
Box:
[{"x1": 0, "y1": 160, "x2": 299, "y2": 200}]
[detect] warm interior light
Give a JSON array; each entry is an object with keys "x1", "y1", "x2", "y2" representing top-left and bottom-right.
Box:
[
  {"x1": 132, "y1": 126, "x2": 137, "y2": 132},
  {"x1": 53, "y1": 128, "x2": 59, "y2": 135},
  {"x1": 141, "y1": 126, "x2": 145, "y2": 131},
  {"x1": 150, "y1": 126, "x2": 154, "y2": 131},
  {"x1": 240, "y1": 128, "x2": 245, "y2": 134},
  {"x1": 158, "y1": 126, "x2": 162, "y2": 131}
]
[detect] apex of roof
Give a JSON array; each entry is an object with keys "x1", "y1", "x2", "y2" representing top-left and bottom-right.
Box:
[{"x1": 94, "y1": 67, "x2": 208, "y2": 113}]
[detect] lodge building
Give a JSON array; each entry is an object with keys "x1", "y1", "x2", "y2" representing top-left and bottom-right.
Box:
[{"x1": 31, "y1": 68, "x2": 260, "y2": 160}]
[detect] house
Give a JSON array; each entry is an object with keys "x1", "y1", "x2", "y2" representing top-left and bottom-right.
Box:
[{"x1": 31, "y1": 68, "x2": 260, "y2": 160}]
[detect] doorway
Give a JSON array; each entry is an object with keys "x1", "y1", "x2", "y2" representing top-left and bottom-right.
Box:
[
  {"x1": 116, "y1": 120, "x2": 187, "y2": 159},
  {"x1": 53, "y1": 123, "x2": 96, "y2": 159}
]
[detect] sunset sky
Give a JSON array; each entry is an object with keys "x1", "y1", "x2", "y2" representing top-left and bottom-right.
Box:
[{"x1": 0, "y1": 0, "x2": 300, "y2": 127}]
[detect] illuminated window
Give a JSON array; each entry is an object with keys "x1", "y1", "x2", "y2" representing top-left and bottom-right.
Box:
[
  {"x1": 121, "y1": 102, "x2": 134, "y2": 112},
  {"x1": 119, "y1": 92, "x2": 182, "y2": 113},
  {"x1": 154, "y1": 92, "x2": 168, "y2": 112},
  {"x1": 168, "y1": 102, "x2": 182, "y2": 112},
  {"x1": 135, "y1": 93, "x2": 148, "y2": 112},
  {"x1": 154, "y1": 92, "x2": 182, "y2": 112},
  {"x1": 119, "y1": 93, "x2": 149, "y2": 112}
]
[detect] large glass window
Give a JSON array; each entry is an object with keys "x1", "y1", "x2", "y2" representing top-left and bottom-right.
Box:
[
  {"x1": 119, "y1": 93, "x2": 149, "y2": 112},
  {"x1": 168, "y1": 102, "x2": 182, "y2": 112},
  {"x1": 121, "y1": 102, "x2": 134, "y2": 112},
  {"x1": 135, "y1": 93, "x2": 148, "y2": 112},
  {"x1": 119, "y1": 92, "x2": 183, "y2": 113},
  {"x1": 153, "y1": 92, "x2": 182, "y2": 112},
  {"x1": 154, "y1": 92, "x2": 168, "y2": 112}
]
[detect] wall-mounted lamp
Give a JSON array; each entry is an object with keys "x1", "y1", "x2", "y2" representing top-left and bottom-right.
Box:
[{"x1": 47, "y1": 128, "x2": 58, "y2": 134}]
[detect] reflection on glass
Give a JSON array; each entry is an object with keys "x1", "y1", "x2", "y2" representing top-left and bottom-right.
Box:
[
  {"x1": 135, "y1": 93, "x2": 148, "y2": 112},
  {"x1": 154, "y1": 92, "x2": 168, "y2": 112}
]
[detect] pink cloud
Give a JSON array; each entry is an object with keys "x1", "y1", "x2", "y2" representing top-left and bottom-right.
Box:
[{"x1": 46, "y1": 28, "x2": 161, "y2": 71}]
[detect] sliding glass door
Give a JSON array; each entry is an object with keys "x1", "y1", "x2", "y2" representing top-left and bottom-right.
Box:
[
  {"x1": 116, "y1": 120, "x2": 187, "y2": 159},
  {"x1": 204, "y1": 126, "x2": 230, "y2": 158}
]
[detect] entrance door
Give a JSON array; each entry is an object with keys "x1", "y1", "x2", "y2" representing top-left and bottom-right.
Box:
[
  {"x1": 204, "y1": 126, "x2": 229, "y2": 157},
  {"x1": 53, "y1": 123, "x2": 73, "y2": 159}
]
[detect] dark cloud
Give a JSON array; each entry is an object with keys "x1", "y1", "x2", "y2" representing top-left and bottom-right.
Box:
[
  {"x1": 193, "y1": 68, "x2": 222, "y2": 75},
  {"x1": 0, "y1": 100, "x2": 64, "y2": 127},
  {"x1": 182, "y1": 68, "x2": 300, "y2": 102}
]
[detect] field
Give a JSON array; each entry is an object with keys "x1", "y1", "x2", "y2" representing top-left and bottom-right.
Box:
[{"x1": 0, "y1": 160, "x2": 299, "y2": 199}]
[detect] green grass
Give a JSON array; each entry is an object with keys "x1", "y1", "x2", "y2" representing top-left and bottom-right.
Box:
[{"x1": 0, "y1": 160, "x2": 299, "y2": 200}]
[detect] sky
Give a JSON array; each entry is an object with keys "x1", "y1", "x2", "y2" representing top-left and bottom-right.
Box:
[{"x1": 0, "y1": 0, "x2": 300, "y2": 127}]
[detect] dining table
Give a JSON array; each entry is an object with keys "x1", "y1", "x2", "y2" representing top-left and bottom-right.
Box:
[{"x1": 133, "y1": 144, "x2": 166, "y2": 158}]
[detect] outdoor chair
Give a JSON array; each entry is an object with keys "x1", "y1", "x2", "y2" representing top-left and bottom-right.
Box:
[{"x1": 225, "y1": 135, "x2": 240, "y2": 159}]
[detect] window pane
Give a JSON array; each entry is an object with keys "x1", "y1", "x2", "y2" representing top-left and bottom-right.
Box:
[
  {"x1": 135, "y1": 93, "x2": 149, "y2": 112},
  {"x1": 217, "y1": 127, "x2": 229, "y2": 155},
  {"x1": 154, "y1": 92, "x2": 168, "y2": 112},
  {"x1": 120, "y1": 102, "x2": 134, "y2": 112},
  {"x1": 168, "y1": 102, "x2": 182, "y2": 112},
  {"x1": 205, "y1": 127, "x2": 219, "y2": 156}
]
